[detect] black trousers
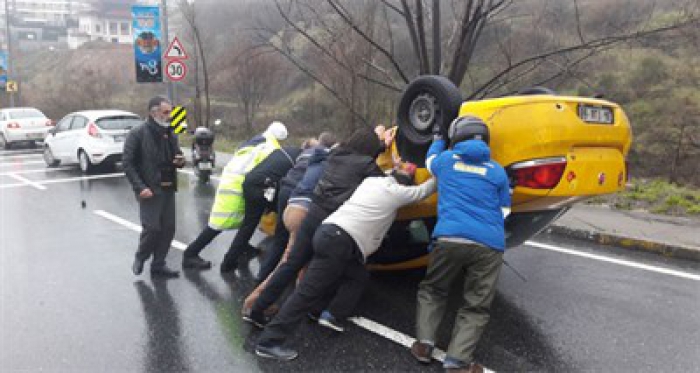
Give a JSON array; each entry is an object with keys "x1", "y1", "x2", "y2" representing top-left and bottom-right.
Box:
[
  {"x1": 257, "y1": 184, "x2": 293, "y2": 281},
  {"x1": 223, "y1": 181, "x2": 270, "y2": 263},
  {"x1": 184, "y1": 226, "x2": 221, "y2": 257},
  {"x1": 136, "y1": 192, "x2": 176, "y2": 268},
  {"x1": 252, "y1": 202, "x2": 329, "y2": 313},
  {"x1": 257, "y1": 224, "x2": 369, "y2": 345}
]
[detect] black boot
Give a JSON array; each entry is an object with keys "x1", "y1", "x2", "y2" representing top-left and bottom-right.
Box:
[
  {"x1": 150, "y1": 266, "x2": 180, "y2": 278},
  {"x1": 182, "y1": 255, "x2": 212, "y2": 270}
]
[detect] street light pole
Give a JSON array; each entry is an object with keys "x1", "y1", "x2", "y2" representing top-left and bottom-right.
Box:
[
  {"x1": 161, "y1": 0, "x2": 176, "y2": 103},
  {"x1": 4, "y1": 0, "x2": 14, "y2": 107}
]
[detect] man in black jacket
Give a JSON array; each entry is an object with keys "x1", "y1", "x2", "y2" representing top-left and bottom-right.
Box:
[
  {"x1": 216, "y1": 145, "x2": 304, "y2": 273},
  {"x1": 244, "y1": 127, "x2": 389, "y2": 331},
  {"x1": 123, "y1": 96, "x2": 185, "y2": 278}
]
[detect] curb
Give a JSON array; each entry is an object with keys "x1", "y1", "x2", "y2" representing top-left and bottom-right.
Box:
[{"x1": 547, "y1": 224, "x2": 700, "y2": 263}]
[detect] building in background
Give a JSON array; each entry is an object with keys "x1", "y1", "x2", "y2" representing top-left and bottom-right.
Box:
[{"x1": 1, "y1": 0, "x2": 153, "y2": 51}]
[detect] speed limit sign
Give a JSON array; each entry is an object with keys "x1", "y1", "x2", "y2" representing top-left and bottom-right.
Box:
[{"x1": 165, "y1": 60, "x2": 187, "y2": 81}]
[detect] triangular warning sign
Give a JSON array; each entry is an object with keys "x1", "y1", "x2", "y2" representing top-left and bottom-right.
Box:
[{"x1": 164, "y1": 37, "x2": 188, "y2": 60}]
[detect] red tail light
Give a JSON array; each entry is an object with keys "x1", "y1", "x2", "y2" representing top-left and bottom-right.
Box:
[
  {"x1": 7, "y1": 122, "x2": 21, "y2": 129},
  {"x1": 45, "y1": 119, "x2": 55, "y2": 127},
  {"x1": 511, "y1": 157, "x2": 567, "y2": 189},
  {"x1": 87, "y1": 122, "x2": 102, "y2": 138}
]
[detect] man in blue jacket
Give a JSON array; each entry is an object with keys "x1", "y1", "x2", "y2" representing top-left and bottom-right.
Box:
[{"x1": 411, "y1": 116, "x2": 511, "y2": 373}]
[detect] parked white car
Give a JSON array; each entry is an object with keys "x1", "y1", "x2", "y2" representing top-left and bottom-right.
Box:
[
  {"x1": 0, "y1": 107, "x2": 53, "y2": 149},
  {"x1": 43, "y1": 110, "x2": 142, "y2": 173}
]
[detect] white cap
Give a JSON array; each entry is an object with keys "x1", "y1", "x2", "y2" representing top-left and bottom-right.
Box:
[{"x1": 265, "y1": 121, "x2": 288, "y2": 141}]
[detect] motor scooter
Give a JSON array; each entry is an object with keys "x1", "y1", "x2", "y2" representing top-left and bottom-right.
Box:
[{"x1": 192, "y1": 126, "x2": 215, "y2": 183}]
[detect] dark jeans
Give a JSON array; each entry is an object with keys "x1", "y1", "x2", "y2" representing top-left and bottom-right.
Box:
[
  {"x1": 252, "y1": 202, "x2": 329, "y2": 313},
  {"x1": 257, "y1": 185, "x2": 293, "y2": 281},
  {"x1": 136, "y1": 192, "x2": 176, "y2": 268},
  {"x1": 184, "y1": 226, "x2": 221, "y2": 257},
  {"x1": 223, "y1": 181, "x2": 270, "y2": 263},
  {"x1": 257, "y1": 224, "x2": 368, "y2": 345}
]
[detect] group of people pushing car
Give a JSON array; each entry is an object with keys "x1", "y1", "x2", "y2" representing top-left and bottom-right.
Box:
[{"x1": 123, "y1": 96, "x2": 511, "y2": 373}]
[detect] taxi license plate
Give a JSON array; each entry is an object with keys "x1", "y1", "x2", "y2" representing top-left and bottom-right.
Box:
[
  {"x1": 578, "y1": 104, "x2": 614, "y2": 124},
  {"x1": 198, "y1": 162, "x2": 212, "y2": 170},
  {"x1": 114, "y1": 135, "x2": 126, "y2": 142}
]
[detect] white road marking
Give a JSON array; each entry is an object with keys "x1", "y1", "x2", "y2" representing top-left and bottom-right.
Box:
[
  {"x1": 349, "y1": 316, "x2": 496, "y2": 372},
  {"x1": 0, "y1": 160, "x2": 46, "y2": 167},
  {"x1": 93, "y1": 210, "x2": 187, "y2": 250},
  {"x1": 0, "y1": 172, "x2": 125, "y2": 189},
  {"x1": 0, "y1": 153, "x2": 44, "y2": 161},
  {"x1": 525, "y1": 241, "x2": 700, "y2": 281},
  {"x1": 0, "y1": 167, "x2": 74, "y2": 176},
  {"x1": 93, "y1": 208, "x2": 493, "y2": 370},
  {"x1": 177, "y1": 169, "x2": 220, "y2": 181},
  {"x1": 6, "y1": 173, "x2": 47, "y2": 190}
]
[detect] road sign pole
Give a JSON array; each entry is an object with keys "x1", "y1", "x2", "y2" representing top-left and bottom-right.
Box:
[
  {"x1": 4, "y1": 0, "x2": 15, "y2": 107},
  {"x1": 161, "y1": 0, "x2": 174, "y2": 103}
]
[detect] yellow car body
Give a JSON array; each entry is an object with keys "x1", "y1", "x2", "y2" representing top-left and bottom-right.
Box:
[{"x1": 262, "y1": 93, "x2": 632, "y2": 271}]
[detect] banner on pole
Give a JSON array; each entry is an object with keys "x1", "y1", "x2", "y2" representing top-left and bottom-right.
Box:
[
  {"x1": 0, "y1": 51, "x2": 7, "y2": 89},
  {"x1": 132, "y1": 5, "x2": 163, "y2": 83}
]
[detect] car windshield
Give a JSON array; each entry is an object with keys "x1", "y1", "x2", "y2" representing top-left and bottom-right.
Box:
[
  {"x1": 8, "y1": 109, "x2": 46, "y2": 119},
  {"x1": 96, "y1": 116, "x2": 141, "y2": 130}
]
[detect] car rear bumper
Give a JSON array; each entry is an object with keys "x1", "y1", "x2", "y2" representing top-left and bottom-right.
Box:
[
  {"x1": 85, "y1": 143, "x2": 124, "y2": 165},
  {"x1": 4, "y1": 128, "x2": 48, "y2": 142}
]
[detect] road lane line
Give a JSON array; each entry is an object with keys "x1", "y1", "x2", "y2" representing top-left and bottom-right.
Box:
[
  {"x1": 0, "y1": 160, "x2": 46, "y2": 167},
  {"x1": 0, "y1": 167, "x2": 73, "y2": 176},
  {"x1": 177, "y1": 169, "x2": 220, "y2": 181},
  {"x1": 6, "y1": 173, "x2": 47, "y2": 190},
  {"x1": 526, "y1": 241, "x2": 700, "y2": 281},
  {"x1": 93, "y1": 208, "x2": 494, "y2": 370},
  {"x1": 0, "y1": 173, "x2": 125, "y2": 189},
  {"x1": 0, "y1": 154, "x2": 44, "y2": 161},
  {"x1": 93, "y1": 210, "x2": 187, "y2": 250},
  {"x1": 349, "y1": 316, "x2": 496, "y2": 372}
]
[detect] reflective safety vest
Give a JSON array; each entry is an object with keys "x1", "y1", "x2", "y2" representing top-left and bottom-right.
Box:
[{"x1": 208, "y1": 133, "x2": 280, "y2": 230}]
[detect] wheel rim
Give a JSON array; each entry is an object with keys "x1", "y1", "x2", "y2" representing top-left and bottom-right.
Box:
[
  {"x1": 44, "y1": 147, "x2": 55, "y2": 165},
  {"x1": 79, "y1": 152, "x2": 89, "y2": 171},
  {"x1": 408, "y1": 92, "x2": 439, "y2": 132}
]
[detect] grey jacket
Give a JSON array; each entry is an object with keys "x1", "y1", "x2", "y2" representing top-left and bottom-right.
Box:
[{"x1": 123, "y1": 117, "x2": 183, "y2": 195}]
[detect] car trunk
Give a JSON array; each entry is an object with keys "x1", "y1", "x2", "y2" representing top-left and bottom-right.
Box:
[
  {"x1": 95, "y1": 116, "x2": 141, "y2": 144},
  {"x1": 460, "y1": 95, "x2": 632, "y2": 212}
]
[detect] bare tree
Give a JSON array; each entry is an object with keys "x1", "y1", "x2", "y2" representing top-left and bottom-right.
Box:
[
  {"x1": 214, "y1": 43, "x2": 284, "y2": 135},
  {"x1": 259, "y1": 0, "x2": 699, "y2": 109},
  {"x1": 179, "y1": 0, "x2": 211, "y2": 128}
]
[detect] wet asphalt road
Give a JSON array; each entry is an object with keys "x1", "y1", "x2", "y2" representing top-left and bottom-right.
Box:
[{"x1": 1, "y1": 147, "x2": 699, "y2": 372}]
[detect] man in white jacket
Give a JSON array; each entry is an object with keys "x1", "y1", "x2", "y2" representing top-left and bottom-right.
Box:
[{"x1": 255, "y1": 164, "x2": 436, "y2": 361}]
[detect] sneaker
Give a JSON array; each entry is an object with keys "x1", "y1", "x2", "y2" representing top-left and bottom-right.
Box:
[
  {"x1": 410, "y1": 340, "x2": 434, "y2": 364},
  {"x1": 318, "y1": 310, "x2": 345, "y2": 332},
  {"x1": 182, "y1": 255, "x2": 212, "y2": 270},
  {"x1": 255, "y1": 343, "x2": 298, "y2": 361},
  {"x1": 242, "y1": 309, "x2": 269, "y2": 328}
]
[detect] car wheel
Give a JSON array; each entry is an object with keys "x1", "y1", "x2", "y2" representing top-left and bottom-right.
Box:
[
  {"x1": 396, "y1": 75, "x2": 463, "y2": 167},
  {"x1": 0, "y1": 133, "x2": 11, "y2": 150},
  {"x1": 78, "y1": 150, "x2": 94, "y2": 174},
  {"x1": 43, "y1": 146, "x2": 60, "y2": 167}
]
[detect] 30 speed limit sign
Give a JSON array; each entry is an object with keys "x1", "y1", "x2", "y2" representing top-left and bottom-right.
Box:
[{"x1": 165, "y1": 60, "x2": 187, "y2": 81}]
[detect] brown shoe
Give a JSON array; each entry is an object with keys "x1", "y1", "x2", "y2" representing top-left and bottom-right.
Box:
[
  {"x1": 410, "y1": 341, "x2": 433, "y2": 364},
  {"x1": 446, "y1": 363, "x2": 484, "y2": 373}
]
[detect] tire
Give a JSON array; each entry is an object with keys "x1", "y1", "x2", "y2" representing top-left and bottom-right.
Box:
[
  {"x1": 396, "y1": 75, "x2": 463, "y2": 167},
  {"x1": 78, "y1": 150, "x2": 94, "y2": 174},
  {"x1": 43, "y1": 146, "x2": 60, "y2": 167},
  {"x1": 0, "y1": 133, "x2": 11, "y2": 150},
  {"x1": 198, "y1": 172, "x2": 211, "y2": 184}
]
